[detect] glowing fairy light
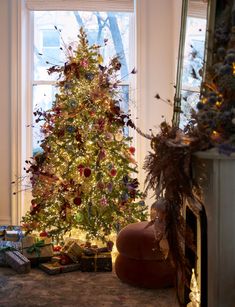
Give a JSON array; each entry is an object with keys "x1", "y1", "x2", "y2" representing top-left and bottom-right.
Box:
[
  {"x1": 211, "y1": 130, "x2": 221, "y2": 142},
  {"x1": 201, "y1": 97, "x2": 207, "y2": 104}
]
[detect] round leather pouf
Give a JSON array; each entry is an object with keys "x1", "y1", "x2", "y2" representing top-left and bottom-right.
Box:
[
  {"x1": 115, "y1": 254, "x2": 174, "y2": 288},
  {"x1": 115, "y1": 221, "x2": 175, "y2": 288}
]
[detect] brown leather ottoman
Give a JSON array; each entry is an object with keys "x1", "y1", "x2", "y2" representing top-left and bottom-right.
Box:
[{"x1": 115, "y1": 221, "x2": 175, "y2": 288}]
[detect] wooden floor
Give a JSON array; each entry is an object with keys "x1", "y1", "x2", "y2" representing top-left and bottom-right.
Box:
[{"x1": 0, "y1": 267, "x2": 179, "y2": 307}]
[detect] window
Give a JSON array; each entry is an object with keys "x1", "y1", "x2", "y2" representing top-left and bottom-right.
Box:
[
  {"x1": 15, "y1": 0, "x2": 135, "y2": 218},
  {"x1": 179, "y1": 0, "x2": 208, "y2": 128},
  {"x1": 32, "y1": 10, "x2": 134, "y2": 154}
]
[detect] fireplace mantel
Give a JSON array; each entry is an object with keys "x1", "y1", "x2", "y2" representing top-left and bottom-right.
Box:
[{"x1": 193, "y1": 149, "x2": 235, "y2": 307}]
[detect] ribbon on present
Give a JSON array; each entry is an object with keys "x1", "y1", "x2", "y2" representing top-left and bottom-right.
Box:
[
  {"x1": 94, "y1": 253, "x2": 97, "y2": 272},
  {"x1": 23, "y1": 239, "x2": 52, "y2": 258},
  {"x1": 82, "y1": 252, "x2": 111, "y2": 272}
]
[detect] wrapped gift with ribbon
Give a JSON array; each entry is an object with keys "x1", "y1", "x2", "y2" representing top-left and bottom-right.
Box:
[
  {"x1": 4, "y1": 225, "x2": 25, "y2": 242},
  {"x1": 39, "y1": 261, "x2": 80, "y2": 275},
  {"x1": 80, "y1": 252, "x2": 112, "y2": 272},
  {"x1": 61, "y1": 241, "x2": 83, "y2": 263},
  {"x1": 0, "y1": 241, "x2": 22, "y2": 266},
  {"x1": 5, "y1": 250, "x2": 31, "y2": 274},
  {"x1": 22, "y1": 235, "x2": 53, "y2": 263}
]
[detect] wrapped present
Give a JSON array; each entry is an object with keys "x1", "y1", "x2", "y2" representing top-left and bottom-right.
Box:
[
  {"x1": 4, "y1": 225, "x2": 25, "y2": 242},
  {"x1": 51, "y1": 256, "x2": 61, "y2": 263},
  {"x1": 0, "y1": 241, "x2": 22, "y2": 266},
  {"x1": 39, "y1": 262, "x2": 80, "y2": 275},
  {"x1": 62, "y1": 241, "x2": 83, "y2": 263},
  {"x1": 5, "y1": 250, "x2": 31, "y2": 274},
  {"x1": 22, "y1": 235, "x2": 53, "y2": 263},
  {"x1": 80, "y1": 252, "x2": 112, "y2": 272},
  {"x1": 0, "y1": 226, "x2": 7, "y2": 241},
  {"x1": 83, "y1": 247, "x2": 97, "y2": 256}
]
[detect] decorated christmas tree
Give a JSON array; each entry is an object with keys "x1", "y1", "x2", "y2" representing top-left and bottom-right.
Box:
[{"x1": 22, "y1": 28, "x2": 147, "y2": 242}]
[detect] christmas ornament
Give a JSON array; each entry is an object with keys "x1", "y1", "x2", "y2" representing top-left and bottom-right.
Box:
[
  {"x1": 107, "y1": 182, "x2": 113, "y2": 192},
  {"x1": 84, "y1": 167, "x2": 91, "y2": 178},
  {"x1": 67, "y1": 126, "x2": 76, "y2": 133},
  {"x1": 80, "y1": 59, "x2": 89, "y2": 68},
  {"x1": 110, "y1": 168, "x2": 117, "y2": 177},
  {"x1": 129, "y1": 146, "x2": 135, "y2": 155},
  {"x1": 100, "y1": 196, "x2": 107, "y2": 206},
  {"x1": 85, "y1": 72, "x2": 94, "y2": 81},
  {"x1": 115, "y1": 131, "x2": 123, "y2": 141},
  {"x1": 39, "y1": 231, "x2": 48, "y2": 237},
  {"x1": 73, "y1": 197, "x2": 82, "y2": 206},
  {"x1": 69, "y1": 99, "x2": 77, "y2": 108}
]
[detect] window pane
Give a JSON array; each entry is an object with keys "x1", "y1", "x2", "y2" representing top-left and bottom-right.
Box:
[
  {"x1": 180, "y1": 90, "x2": 200, "y2": 129},
  {"x1": 34, "y1": 11, "x2": 132, "y2": 81},
  {"x1": 32, "y1": 10, "x2": 133, "y2": 154},
  {"x1": 181, "y1": 17, "x2": 206, "y2": 89},
  {"x1": 32, "y1": 84, "x2": 57, "y2": 155},
  {"x1": 179, "y1": 16, "x2": 206, "y2": 129},
  {"x1": 42, "y1": 29, "x2": 60, "y2": 47},
  {"x1": 119, "y1": 84, "x2": 130, "y2": 137}
]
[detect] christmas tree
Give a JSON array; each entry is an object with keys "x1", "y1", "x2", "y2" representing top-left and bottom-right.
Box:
[{"x1": 22, "y1": 28, "x2": 147, "y2": 242}]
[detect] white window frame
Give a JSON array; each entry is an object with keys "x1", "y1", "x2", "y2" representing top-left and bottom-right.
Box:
[{"x1": 11, "y1": 0, "x2": 136, "y2": 224}]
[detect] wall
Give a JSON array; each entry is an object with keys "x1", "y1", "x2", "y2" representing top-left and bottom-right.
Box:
[
  {"x1": 136, "y1": 0, "x2": 182, "y2": 205},
  {"x1": 0, "y1": 0, "x2": 11, "y2": 224},
  {"x1": 0, "y1": 0, "x2": 182, "y2": 223}
]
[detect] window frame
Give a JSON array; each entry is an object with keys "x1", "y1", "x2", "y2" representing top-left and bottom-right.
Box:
[{"x1": 11, "y1": 0, "x2": 136, "y2": 223}]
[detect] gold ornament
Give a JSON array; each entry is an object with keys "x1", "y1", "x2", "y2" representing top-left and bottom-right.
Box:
[{"x1": 115, "y1": 132, "x2": 123, "y2": 142}]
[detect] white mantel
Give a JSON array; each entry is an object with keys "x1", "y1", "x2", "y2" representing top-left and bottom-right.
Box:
[{"x1": 193, "y1": 148, "x2": 235, "y2": 307}]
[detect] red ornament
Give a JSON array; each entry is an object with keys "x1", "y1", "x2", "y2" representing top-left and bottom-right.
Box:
[
  {"x1": 84, "y1": 167, "x2": 92, "y2": 177},
  {"x1": 77, "y1": 164, "x2": 84, "y2": 176},
  {"x1": 110, "y1": 168, "x2": 117, "y2": 177},
  {"x1": 73, "y1": 197, "x2": 82, "y2": 206},
  {"x1": 31, "y1": 200, "x2": 37, "y2": 207},
  {"x1": 60, "y1": 254, "x2": 73, "y2": 265},
  {"x1": 39, "y1": 231, "x2": 48, "y2": 237},
  {"x1": 53, "y1": 245, "x2": 62, "y2": 252},
  {"x1": 129, "y1": 146, "x2": 135, "y2": 155}
]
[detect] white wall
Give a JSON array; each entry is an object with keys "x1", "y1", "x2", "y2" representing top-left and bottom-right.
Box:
[
  {"x1": 0, "y1": 0, "x2": 182, "y2": 223},
  {"x1": 0, "y1": 0, "x2": 11, "y2": 224},
  {"x1": 136, "y1": 0, "x2": 182, "y2": 205}
]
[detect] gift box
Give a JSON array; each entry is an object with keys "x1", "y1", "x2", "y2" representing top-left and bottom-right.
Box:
[
  {"x1": 4, "y1": 225, "x2": 25, "y2": 242},
  {"x1": 80, "y1": 252, "x2": 112, "y2": 272},
  {"x1": 0, "y1": 226, "x2": 7, "y2": 241},
  {"x1": 5, "y1": 250, "x2": 31, "y2": 274},
  {"x1": 39, "y1": 262, "x2": 80, "y2": 275},
  {"x1": 0, "y1": 241, "x2": 22, "y2": 266},
  {"x1": 22, "y1": 235, "x2": 53, "y2": 264},
  {"x1": 62, "y1": 241, "x2": 83, "y2": 263}
]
